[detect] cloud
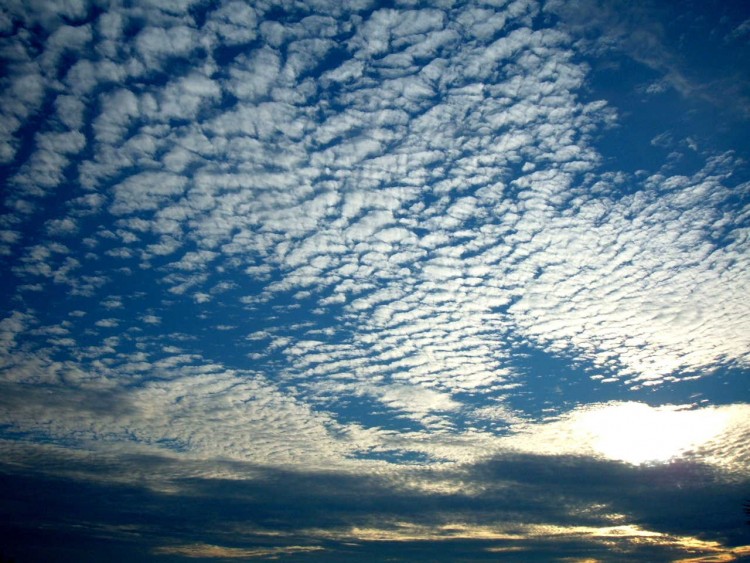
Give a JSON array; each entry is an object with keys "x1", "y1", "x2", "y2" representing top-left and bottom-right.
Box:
[
  {"x1": 0, "y1": 0, "x2": 748, "y2": 560},
  {"x1": 1, "y1": 0, "x2": 746, "y2": 436},
  {"x1": 0, "y1": 311, "x2": 34, "y2": 352},
  {"x1": 0, "y1": 447, "x2": 748, "y2": 561},
  {"x1": 152, "y1": 544, "x2": 325, "y2": 559}
]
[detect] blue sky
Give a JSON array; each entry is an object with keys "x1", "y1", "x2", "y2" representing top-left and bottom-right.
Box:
[{"x1": 1, "y1": 0, "x2": 749, "y2": 561}]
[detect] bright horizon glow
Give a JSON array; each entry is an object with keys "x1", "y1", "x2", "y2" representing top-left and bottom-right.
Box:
[{"x1": 576, "y1": 402, "x2": 731, "y2": 465}]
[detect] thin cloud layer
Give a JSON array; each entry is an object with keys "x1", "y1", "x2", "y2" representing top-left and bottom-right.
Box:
[{"x1": 0, "y1": 0, "x2": 748, "y2": 560}]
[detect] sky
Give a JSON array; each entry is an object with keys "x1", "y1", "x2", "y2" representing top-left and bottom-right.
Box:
[{"x1": 1, "y1": 0, "x2": 749, "y2": 561}]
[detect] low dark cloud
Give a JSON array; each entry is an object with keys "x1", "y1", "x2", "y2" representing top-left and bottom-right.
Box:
[{"x1": 2, "y1": 451, "x2": 748, "y2": 561}]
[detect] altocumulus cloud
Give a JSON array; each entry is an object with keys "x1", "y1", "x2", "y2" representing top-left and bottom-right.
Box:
[{"x1": 0, "y1": 0, "x2": 749, "y2": 561}]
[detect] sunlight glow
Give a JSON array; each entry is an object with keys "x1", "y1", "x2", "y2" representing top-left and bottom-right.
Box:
[{"x1": 576, "y1": 403, "x2": 730, "y2": 465}]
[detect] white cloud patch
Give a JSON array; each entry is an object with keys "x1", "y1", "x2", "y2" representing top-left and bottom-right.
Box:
[{"x1": 110, "y1": 172, "x2": 188, "y2": 215}]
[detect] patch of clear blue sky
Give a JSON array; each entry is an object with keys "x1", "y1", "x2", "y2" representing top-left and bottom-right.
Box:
[{"x1": 583, "y1": 0, "x2": 750, "y2": 180}]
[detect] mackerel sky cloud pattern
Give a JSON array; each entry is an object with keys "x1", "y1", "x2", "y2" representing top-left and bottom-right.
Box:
[{"x1": 1, "y1": 0, "x2": 749, "y2": 561}]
